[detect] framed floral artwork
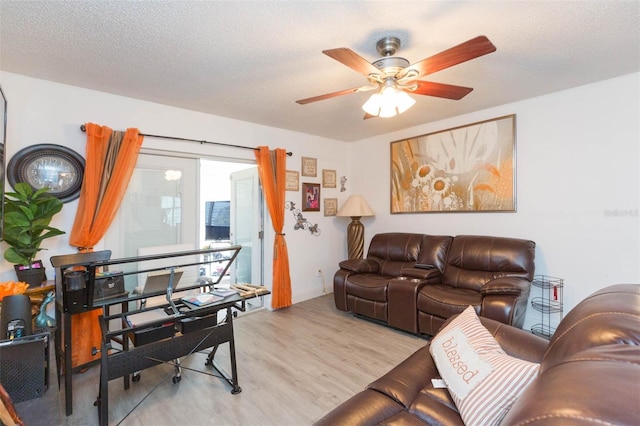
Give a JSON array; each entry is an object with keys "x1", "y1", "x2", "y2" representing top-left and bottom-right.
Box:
[
  {"x1": 390, "y1": 114, "x2": 516, "y2": 213},
  {"x1": 302, "y1": 182, "x2": 321, "y2": 212}
]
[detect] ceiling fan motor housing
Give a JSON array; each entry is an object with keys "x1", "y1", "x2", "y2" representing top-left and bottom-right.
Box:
[
  {"x1": 372, "y1": 37, "x2": 410, "y2": 77},
  {"x1": 376, "y1": 36, "x2": 401, "y2": 56},
  {"x1": 372, "y1": 56, "x2": 410, "y2": 76}
]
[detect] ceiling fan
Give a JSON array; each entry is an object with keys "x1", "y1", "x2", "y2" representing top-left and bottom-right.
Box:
[{"x1": 296, "y1": 35, "x2": 496, "y2": 118}]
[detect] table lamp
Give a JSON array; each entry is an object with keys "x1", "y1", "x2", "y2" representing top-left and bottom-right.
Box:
[{"x1": 337, "y1": 195, "x2": 375, "y2": 260}]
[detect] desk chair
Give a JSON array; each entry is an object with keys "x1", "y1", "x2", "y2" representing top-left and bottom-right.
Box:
[
  {"x1": 130, "y1": 269, "x2": 184, "y2": 383},
  {"x1": 133, "y1": 269, "x2": 184, "y2": 311}
]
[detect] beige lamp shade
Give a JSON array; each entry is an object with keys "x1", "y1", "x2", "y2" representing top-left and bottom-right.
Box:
[
  {"x1": 337, "y1": 195, "x2": 375, "y2": 218},
  {"x1": 337, "y1": 195, "x2": 374, "y2": 260}
]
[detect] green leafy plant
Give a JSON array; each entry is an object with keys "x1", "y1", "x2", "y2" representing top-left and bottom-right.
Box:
[{"x1": 3, "y1": 182, "x2": 65, "y2": 267}]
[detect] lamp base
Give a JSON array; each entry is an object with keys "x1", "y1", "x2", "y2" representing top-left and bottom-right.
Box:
[{"x1": 346, "y1": 217, "x2": 365, "y2": 260}]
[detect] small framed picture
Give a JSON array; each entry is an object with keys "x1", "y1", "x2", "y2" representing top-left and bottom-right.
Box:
[
  {"x1": 324, "y1": 198, "x2": 337, "y2": 216},
  {"x1": 285, "y1": 170, "x2": 299, "y2": 191},
  {"x1": 322, "y1": 169, "x2": 337, "y2": 188},
  {"x1": 302, "y1": 182, "x2": 321, "y2": 212},
  {"x1": 301, "y1": 157, "x2": 317, "y2": 177}
]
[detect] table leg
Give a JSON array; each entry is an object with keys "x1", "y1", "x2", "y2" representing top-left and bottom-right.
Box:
[
  {"x1": 98, "y1": 338, "x2": 109, "y2": 426},
  {"x1": 54, "y1": 306, "x2": 62, "y2": 390},
  {"x1": 64, "y1": 312, "x2": 73, "y2": 415},
  {"x1": 227, "y1": 307, "x2": 241, "y2": 394}
]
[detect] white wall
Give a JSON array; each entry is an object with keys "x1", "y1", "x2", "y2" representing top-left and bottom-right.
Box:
[
  {"x1": 1, "y1": 71, "x2": 638, "y2": 323},
  {"x1": 0, "y1": 71, "x2": 349, "y2": 304},
  {"x1": 349, "y1": 72, "x2": 640, "y2": 329}
]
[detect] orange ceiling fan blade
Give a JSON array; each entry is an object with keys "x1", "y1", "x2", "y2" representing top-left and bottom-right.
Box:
[
  {"x1": 404, "y1": 81, "x2": 474, "y2": 100},
  {"x1": 296, "y1": 87, "x2": 362, "y2": 104},
  {"x1": 296, "y1": 85, "x2": 375, "y2": 105},
  {"x1": 323, "y1": 48, "x2": 382, "y2": 77},
  {"x1": 398, "y1": 36, "x2": 496, "y2": 80}
]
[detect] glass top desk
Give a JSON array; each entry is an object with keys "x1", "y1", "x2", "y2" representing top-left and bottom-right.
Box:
[{"x1": 50, "y1": 246, "x2": 268, "y2": 422}]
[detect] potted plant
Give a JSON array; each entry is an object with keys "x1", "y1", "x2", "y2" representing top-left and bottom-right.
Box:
[{"x1": 3, "y1": 182, "x2": 65, "y2": 287}]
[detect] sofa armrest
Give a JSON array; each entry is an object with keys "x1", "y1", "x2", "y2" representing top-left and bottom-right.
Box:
[
  {"x1": 437, "y1": 314, "x2": 547, "y2": 363},
  {"x1": 479, "y1": 317, "x2": 548, "y2": 363},
  {"x1": 313, "y1": 389, "x2": 406, "y2": 426},
  {"x1": 480, "y1": 276, "x2": 530, "y2": 296},
  {"x1": 338, "y1": 258, "x2": 379, "y2": 274},
  {"x1": 367, "y1": 346, "x2": 439, "y2": 409},
  {"x1": 400, "y1": 266, "x2": 442, "y2": 280}
]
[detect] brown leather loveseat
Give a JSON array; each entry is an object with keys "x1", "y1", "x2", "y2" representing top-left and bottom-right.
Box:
[
  {"x1": 334, "y1": 233, "x2": 535, "y2": 335},
  {"x1": 316, "y1": 284, "x2": 640, "y2": 425}
]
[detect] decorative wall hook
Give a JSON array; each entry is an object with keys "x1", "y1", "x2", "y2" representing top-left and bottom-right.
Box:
[
  {"x1": 340, "y1": 176, "x2": 347, "y2": 192},
  {"x1": 285, "y1": 201, "x2": 321, "y2": 236}
]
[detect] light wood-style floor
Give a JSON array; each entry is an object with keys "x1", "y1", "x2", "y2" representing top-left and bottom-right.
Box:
[{"x1": 57, "y1": 294, "x2": 428, "y2": 426}]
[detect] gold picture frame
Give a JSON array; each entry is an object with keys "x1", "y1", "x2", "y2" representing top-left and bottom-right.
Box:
[
  {"x1": 391, "y1": 114, "x2": 516, "y2": 213},
  {"x1": 285, "y1": 170, "x2": 299, "y2": 191},
  {"x1": 301, "y1": 157, "x2": 317, "y2": 177},
  {"x1": 322, "y1": 169, "x2": 336, "y2": 188},
  {"x1": 323, "y1": 198, "x2": 337, "y2": 216}
]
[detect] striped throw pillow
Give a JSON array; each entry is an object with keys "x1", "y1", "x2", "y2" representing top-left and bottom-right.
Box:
[{"x1": 430, "y1": 306, "x2": 540, "y2": 425}]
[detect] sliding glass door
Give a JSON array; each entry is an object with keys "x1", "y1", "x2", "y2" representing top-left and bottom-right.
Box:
[
  {"x1": 103, "y1": 154, "x2": 197, "y2": 290},
  {"x1": 104, "y1": 153, "x2": 263, "y2": 293}
]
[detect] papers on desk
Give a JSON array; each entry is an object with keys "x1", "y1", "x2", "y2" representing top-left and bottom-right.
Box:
[
  {"x1": 126, "y1": 309, "x2": 171, "y2": 327},
  {"x1": 181, "y1": 293, "x2": 223, "y2": 308},
  {"x1": 212, "y1": 288, "x2": 238, "y2": 298}
]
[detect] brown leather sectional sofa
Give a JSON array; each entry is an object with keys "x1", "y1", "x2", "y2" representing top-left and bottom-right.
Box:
[
  {"x1": 316, "y1": 284, "x2": 640, "y2": 425},
  {"x1": 334, "y1": 233, "x2": 536, "y2": 335}
]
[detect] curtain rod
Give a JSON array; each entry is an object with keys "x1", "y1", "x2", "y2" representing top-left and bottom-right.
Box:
[{"x1": 79, "y1": 124, "x2": 292, "y2": 156}]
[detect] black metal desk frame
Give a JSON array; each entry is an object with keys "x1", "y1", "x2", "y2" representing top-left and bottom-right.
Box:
[
  {"x1": 55, "y1": 247, "x2": 249, "y2": 426},
  {"x1": 51, "y1": 250, "x2": 125, "y2": 417},
  {"x1": 51, "y1": 246, "x2": 243, "y2": 418},
  {"x1": 96, "y1": 294, "x2": 250, "y2": 425}
]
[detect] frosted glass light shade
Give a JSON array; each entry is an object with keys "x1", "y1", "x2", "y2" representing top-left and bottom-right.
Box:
[
  {"x1": 362, "y1": 86, "x2": 415, "y2": 118},
  {"x1": 362, "y1": 93, "x2": 383, "y2": 116},
  {"x1": 395, "y1": 90, "x2": 416, "y2": 114}
]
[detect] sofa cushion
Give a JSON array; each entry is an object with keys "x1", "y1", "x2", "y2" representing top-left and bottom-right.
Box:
[
  {"x1": 416, "y1": 235, "x2": 453, "y2": 271},
  {"x1": 345, "y1": 274, "x2": 389, "y2": 302},
  {"x1": 430, "y1": 306, "x2": 539, "y2": 425},
  {"x1": 417, "y1": 284, "x2": 482, "y2": 319},
  {"x1": 366, "y1": 346, "x2": 464, "y2": 425},
  {"x1": 541, "y1": 283, "x2": 640, "y2": 373},
  {"x1": 367, "y1": 233, "x2": 423, "y2": 262},
  {"x1": 443, "y1": 235, "x2": 535, "y2": 291},
  {"x1": 502, "y1": 344, "x2": 640, "y2": 426}
]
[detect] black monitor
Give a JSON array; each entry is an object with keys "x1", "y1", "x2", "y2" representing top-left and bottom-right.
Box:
[{"x1": 205, "y1": 201, "x2": 230, "y2": 240}]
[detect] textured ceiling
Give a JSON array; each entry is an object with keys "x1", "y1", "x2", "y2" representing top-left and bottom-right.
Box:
[{"x1": 1, "y1": 1, "x2": 638, "y2": 142}]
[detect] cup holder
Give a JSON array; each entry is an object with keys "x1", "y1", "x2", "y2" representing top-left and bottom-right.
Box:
[{"x1": 393, "y1": 276, "x2": 421, "y2": 282}]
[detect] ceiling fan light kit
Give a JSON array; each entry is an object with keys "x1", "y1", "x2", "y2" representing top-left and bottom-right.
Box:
[
  {"x1": 296, "y1": 35, "x2": 496, "y2": 119},
  {"x1": 362, "y1": 83, "x2": 416, "y2": 118}
]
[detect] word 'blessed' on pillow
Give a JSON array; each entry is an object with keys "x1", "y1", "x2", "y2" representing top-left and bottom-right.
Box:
[{"x1": 429, "y1": 306, "x2": 539, "y2": 426}]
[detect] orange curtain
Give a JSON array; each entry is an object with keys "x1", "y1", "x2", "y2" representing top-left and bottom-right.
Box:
[
  {"x1": 70, "y1": 123, "x2": 144, "y2": 249},
  {"x1": 255, "y1": 147, "x2": 291, "y2": 309},
  {"x1": 67, "y1": 122, "x2": 143, "y2": 368}
]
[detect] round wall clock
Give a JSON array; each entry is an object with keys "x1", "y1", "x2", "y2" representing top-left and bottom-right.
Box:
[{"x1": 7, "y1": 144, "x2": 85, "y2": 203}]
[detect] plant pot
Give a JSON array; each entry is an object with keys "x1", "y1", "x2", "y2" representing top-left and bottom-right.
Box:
[{"x1": 15, "y1": 266, "x2": 46, "y2": 288}]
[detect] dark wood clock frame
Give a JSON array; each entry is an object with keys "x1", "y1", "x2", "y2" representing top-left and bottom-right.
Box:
[{"x1": 7, "y1": 144, "x2": 85, "y2": 203}]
